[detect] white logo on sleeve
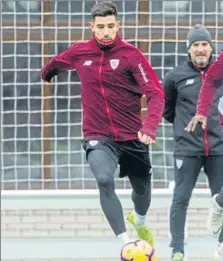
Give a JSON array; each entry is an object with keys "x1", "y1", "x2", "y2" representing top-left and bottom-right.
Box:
[
  {"x1": 185, "y1": 79, "x2": 194, "y2": 85},
  {"x1": 83, "y1": 60, "x2": 92, "y2": 66},
  {"x1": 138, "y1": 63, "x2": 148, "y2": 83},
  {"x1": 110, "y1": 59, "x2": 119, "y2": 70}
]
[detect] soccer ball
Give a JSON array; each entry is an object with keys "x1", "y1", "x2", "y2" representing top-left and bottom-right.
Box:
[{"x1": 120, "y1": 240, "x2": 156, "y2": 261}]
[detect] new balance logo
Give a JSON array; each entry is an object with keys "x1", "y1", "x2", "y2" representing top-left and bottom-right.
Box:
[
  {"x1": 185, "y1": 79, "x2": 194, "y2": 85},
  {"x1": 83, "y1": 60, "x2": 92, "y2": 66}
]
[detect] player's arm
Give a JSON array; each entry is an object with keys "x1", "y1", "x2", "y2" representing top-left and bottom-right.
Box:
[
  {"x1": 196, "y1": 49, "x2": 223, "y2": 116},
  {"x1": 130, "y1": 50, "x2": 165, "y2": 143},
  {"x1": 185, "y1": 49, "x2": 223, "y2": 132},
  {"x1": 41, "y1": 43, "x2": 77, "y2": 83},
  {"x1": 162, "y1": 71, "x2": 177, "y2": 124}
]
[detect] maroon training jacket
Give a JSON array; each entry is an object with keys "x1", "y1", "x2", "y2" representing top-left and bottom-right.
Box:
[
  {"x1": 196, "y1": 49, "x2": 223, "y2": 128},
  {"x1": 41, "y1": 35, "x2": 164, "y2": 141}
]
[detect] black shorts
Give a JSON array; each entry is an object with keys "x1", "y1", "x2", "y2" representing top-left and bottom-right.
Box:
[{"x1": 82, "y1": 139, "x2": 152, "y2": 178}]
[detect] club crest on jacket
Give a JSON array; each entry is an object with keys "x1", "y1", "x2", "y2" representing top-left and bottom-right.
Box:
[{"x1": 110, "y1": 59, "x2": 119, "y2": 70}]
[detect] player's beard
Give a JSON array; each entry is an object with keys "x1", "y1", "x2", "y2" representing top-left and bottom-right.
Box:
[{"x1": 194, "y1": 57, "x2": 209, "y2": 68}]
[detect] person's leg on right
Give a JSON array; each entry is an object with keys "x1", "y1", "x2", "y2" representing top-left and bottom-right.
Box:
[{"x1": 170, "y1": 156, "x2": 203, "y2": 261}]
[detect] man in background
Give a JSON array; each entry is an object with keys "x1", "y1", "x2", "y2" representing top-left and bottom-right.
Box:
[
  {"x1": 163, "y1": 24, "x2": 223, "y2": 261},
  {"x1": 186, "y1": 48, "x2": 223, "y2": 259}
]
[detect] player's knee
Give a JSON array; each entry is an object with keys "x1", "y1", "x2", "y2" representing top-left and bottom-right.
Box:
[
  {"x1": 96, "y1": 174, "x2": 114, "y2": 190},
  {"x1": 130, "y1": 176, "x2": 151, "y2": 195}
]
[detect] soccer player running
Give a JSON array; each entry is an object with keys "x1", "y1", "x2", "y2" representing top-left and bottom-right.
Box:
[
  {"x1": 41, "y1": 1, "x2": 164, "y2": 249},
  {"x1": 186, "y1": 49, "x2": 223, "y2": 259},
  {"x1": 163, "y1": 24, "x2": 223, "y2": 261}
]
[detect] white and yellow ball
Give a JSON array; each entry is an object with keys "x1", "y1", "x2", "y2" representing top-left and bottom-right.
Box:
[{"x1": 120, "y1": 240, "x2": 156, "y2": 261}]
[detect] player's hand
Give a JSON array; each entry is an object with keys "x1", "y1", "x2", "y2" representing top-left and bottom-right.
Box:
[
  {"x1": 184, "y1": 115, "x2": 207, "y2": 132},
  {"x1": 138, "y1": 131, "x2": 155, "y2": 145}
]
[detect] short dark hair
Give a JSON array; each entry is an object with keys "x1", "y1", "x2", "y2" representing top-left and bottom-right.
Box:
[{"x1": 91, "y1": 1, "x2": 118, "y2": 20}]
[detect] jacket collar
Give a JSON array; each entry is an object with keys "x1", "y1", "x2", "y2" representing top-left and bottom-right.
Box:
[{"x1": 91, "y1": 33, "x2": 121, "y2": 51}]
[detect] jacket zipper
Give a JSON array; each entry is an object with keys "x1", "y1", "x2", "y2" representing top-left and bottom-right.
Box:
[
  {"x1": 200, "y1": 71, "x2": 209, "y2": 156},
  {"x1": 98, "y1": 52, "x2": 118, "y2": 140}
]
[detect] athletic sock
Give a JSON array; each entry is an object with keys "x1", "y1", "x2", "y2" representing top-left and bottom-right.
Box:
[
  {"x1": 133, "y1": 211, "x2": 146, "y2": 227},
  {"x1": 117, "y1": 232, "x2": 131, "y2": 246}
]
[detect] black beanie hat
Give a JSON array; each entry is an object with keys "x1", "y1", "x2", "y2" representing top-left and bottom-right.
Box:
[{"x1": 186, "y1": 24, "x2": 213, "y2": 49}]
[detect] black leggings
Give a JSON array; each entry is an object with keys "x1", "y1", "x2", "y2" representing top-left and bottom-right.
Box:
[{"x1": 88, "y1": 149, "x2": 151, "y2": 236}]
